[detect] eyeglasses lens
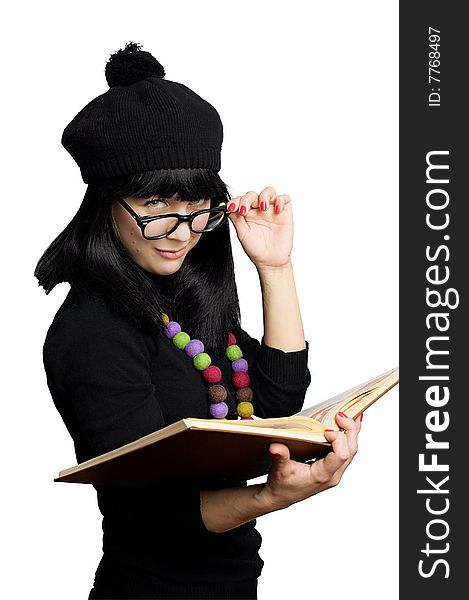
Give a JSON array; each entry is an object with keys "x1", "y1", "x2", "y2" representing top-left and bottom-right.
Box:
[
  {"x1": 191, "y1": 210, "x2": 226, "y2": 232},
  {"x1": 145, "y1": 216, "x2": 179, "y2": 238},
  {"x1": 144, "y1": 210, "x2": 226, "y2": 238}
]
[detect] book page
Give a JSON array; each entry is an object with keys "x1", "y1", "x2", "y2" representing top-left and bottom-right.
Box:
[{"x1": 293, "y1": 367, "x2": 399, "y2": 424}]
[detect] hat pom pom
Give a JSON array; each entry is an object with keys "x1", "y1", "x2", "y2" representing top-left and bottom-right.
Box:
[{"x1": 105, "y1": 41, "x2": 165, "y2": 87}]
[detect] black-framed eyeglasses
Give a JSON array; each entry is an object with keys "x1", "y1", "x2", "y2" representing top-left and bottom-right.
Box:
[{"x1": 116, "y1": 197, "x2": 229, "y2": 240}]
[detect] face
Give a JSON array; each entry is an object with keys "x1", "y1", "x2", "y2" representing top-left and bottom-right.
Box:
[{"x1": 111, "y1": 194, "x2": 211, "y2": 276}]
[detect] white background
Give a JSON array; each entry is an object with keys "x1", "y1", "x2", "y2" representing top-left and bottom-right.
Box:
[{"x1": 2, "y1": 1, "x2": 398, "y2": 598}]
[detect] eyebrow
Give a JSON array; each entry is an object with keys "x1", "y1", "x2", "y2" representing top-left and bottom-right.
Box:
[{"x1": 138, "y1": 196, "x2": 207, "y2": 203}]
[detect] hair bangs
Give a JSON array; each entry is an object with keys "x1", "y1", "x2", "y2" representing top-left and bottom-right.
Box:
[{"x1": 106, "y1": 168, "x2": 231, "y2": 205}]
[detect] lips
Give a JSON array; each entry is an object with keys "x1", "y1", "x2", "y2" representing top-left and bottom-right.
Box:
[{"x1": 155, "y1": 245, "x2": 188, "y2": 259}]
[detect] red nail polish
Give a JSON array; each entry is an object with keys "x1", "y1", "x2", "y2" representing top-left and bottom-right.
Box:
[
  {"x1": 275, "y1": 205, "x2": 280, "y2": 214},
  {"x1": 239, "y1": 205, "x2": 247, "y2": 216},
  {"x1": 338, "y1": 411, "x2": 348, "y2": 418},
  {"x1": 261, "y1": 201, "x2": 267, "y2": 211},
  {"x1": 228, "y1": 202, "x2": 236, "y2": 211},
  {"x1": 324, "y1": 429, "x2": 334, "y2": 432},
  {"x1": 360, "y1": 413, "x2": 364, "y2": 422}
]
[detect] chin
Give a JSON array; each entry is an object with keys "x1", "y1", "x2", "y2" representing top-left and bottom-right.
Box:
[{"x1": 146, "y1": 260, "x2": 184, "y2": 276}]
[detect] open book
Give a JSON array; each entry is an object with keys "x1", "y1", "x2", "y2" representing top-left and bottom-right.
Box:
[{"x1": 54, "y1": 366, "x2": 399, "y2": 487}]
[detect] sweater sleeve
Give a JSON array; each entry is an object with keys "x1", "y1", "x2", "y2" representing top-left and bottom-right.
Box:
[
  {"x1": 44, "y1": 301, "x2": 166, "y2": 460},
  {"x1": 43, "y1": 297, "x2": 209, "y2": 538},
  {"x1": 237, "y1": 330, "x2": 312, "y2": 418}
]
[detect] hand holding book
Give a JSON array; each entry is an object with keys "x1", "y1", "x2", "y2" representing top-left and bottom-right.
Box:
[
  {"x1": 260, "y1": 411, "x2": 362, "y2": 510},
  {"x1": 199, "y1": 411, "x2": 363, "y2": 533}
]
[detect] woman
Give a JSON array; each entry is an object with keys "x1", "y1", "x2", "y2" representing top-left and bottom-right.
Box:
[{"x1": 35, "y1": 41, "x2": 361, "y2": 599}]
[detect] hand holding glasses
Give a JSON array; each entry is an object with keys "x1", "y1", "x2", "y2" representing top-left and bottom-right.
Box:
[{"x1": 117, "y1": 197, "x2": 229, "y2": 240}]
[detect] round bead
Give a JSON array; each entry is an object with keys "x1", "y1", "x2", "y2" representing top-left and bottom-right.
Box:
[
  {"x1": 232, "y1": 371, "x2": 250, "y2": 389},
  {"x1": 236, "y1": 387, "x2": 253, "y2": 403},
  {"x1": 160, "y1": 322, "x2": 255, "y2": 419},
  {"x1": 202, "y1": 365, "x2": 222, "y2": 383},
  {"x1": 193, "y1": 352, "x2": 211, "y2": 371},
  {"x1": 237, "y1": 401, "x2": 254, "y2": 417},
  {"x1": 173, "y1": 331, "x2": 190, "y2": 349},
  {"x1": 208, "y1": 384, "x2": 227, "y2": 403},
  {"x1": 232, "y1": 358, "x2": 248, "y2": 373},
  {"x1": 164, "y1": 321, "x2": 181, "y2": 339},
  {"x1": 210, "y1": 401, "x2": 228, "y2": 418},
  {"x1": 226, "y1": 344, "x2": 243, "y2": 361},
  {"x1": 185, "y1": 339, "x2": 204, "y2": 358}
]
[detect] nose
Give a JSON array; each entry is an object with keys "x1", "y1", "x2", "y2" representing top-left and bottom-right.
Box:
[
  {"x1": 165, "y1": 212, "x2": 194, "y2": 243},
  {"x1": 167, "y1": 223, "x2": 191, "y2": 242}
]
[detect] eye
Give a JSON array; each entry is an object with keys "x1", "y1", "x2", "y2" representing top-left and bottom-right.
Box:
[
  {"x1": 145, "y1": 198, "x2": 167, "y2": 208},
  {"x1": 190, "y1": 198, "x2": 208, "y2": 206}
]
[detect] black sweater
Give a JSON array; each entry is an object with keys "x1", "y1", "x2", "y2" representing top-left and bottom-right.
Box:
[{"x1": 43, "y1": 286, "x2": 311, "y2": 587}]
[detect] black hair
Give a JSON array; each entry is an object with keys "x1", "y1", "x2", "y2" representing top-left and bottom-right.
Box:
[{"x1": 34, "y1": 168, "x2": 246, "y2": 357}]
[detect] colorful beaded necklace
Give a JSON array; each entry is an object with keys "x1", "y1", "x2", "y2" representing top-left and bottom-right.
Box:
[{"x1": 161, "y1": 313, "x2": 255, "y2": 420}]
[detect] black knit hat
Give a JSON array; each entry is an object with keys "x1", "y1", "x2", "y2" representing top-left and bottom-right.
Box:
[{"x1": 61, "y1": 41, "x2": 223, "y2": 184}]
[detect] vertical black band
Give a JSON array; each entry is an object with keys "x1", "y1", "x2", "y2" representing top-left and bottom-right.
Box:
[{"x1": 400, "y1": 2, "x2": 465, "y2": 595}]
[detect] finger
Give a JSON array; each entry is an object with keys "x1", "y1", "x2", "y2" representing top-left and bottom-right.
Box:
[
  {"x1": 335, "y1": 411, "x2": 359, "y2": 455},
  {"x1": 238, "y1": 191, "x2": 259, "y2": 216},
  {"x1": 268, "y1": 442, "x2": 291, "y2": 465},
  {"x1": 321, "y1": 429, "x2": 352, "y2": 475},
  {"x1": 226, "y1": 196, "x2": 250, "y2": 236},
  {"x1": 335, "y1": 411, "x2": 358, "y2": 433},
  {"x1": 227, "y1": 196, "x2": 241, "y2": 213},
  {"x1": 332, "y1": 430, "x2": 360, "y2": 480},
  {"x1": 227, "y1": 206, "x2": 250, "y2": 239},
  {"x1": 273, "y1": 194, "x2": 291, "y2": 215},
  {"x1": 258, "y1": 186, "x2": 277, "y2": 212}
]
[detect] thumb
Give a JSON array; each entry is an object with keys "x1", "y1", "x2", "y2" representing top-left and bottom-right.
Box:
[
  {"x1": 269, "y1": 442, "x2": 291, "y2": 461},
  {"x1": 228, "y1": 210, "x2": 249, "y2": 239}
]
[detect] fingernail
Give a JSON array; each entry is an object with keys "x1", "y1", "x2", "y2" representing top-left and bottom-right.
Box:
[
  {"x1": 275, "y1": 205, "x2": 280, "y2": 214},
  {"x1": 227, "y1": 202, "x2": 236, "y2": 212},
  {"x1": 360, "y1": 413, "x2": 364, "y2": 422},
  {"x1": 239, "y1": 205, "x2": 247, "y2": 216},
  {"x1": 324, "y1": 429, "x2": 334, "y2": 432},
  {"x1": 261, "y1": 201, "x2": 267, "y2": 211},
  {"x1": 338, "y1": 411, "x2": 348, "y2": 418}
]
